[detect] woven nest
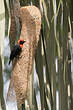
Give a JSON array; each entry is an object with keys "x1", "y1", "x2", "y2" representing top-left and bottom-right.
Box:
[{"x1": 7, "y1": 6, "x2": 41, "y2": 107}]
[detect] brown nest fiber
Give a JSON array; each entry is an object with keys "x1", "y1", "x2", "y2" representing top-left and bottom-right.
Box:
[{"x1": 7, "y1": 6, "x2": 41, "y2": 107}]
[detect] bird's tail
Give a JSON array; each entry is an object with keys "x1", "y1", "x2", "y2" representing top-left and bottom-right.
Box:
[{"x1": 8, "y1": 60, "x2": 11, "y2": 65}]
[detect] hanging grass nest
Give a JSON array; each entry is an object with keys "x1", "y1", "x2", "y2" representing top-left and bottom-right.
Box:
[{"x1": 7, "y1": 6, "x2": 41, "y2": 108}]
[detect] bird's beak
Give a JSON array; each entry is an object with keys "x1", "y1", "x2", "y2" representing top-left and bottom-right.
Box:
[{"x1": 23, "y1": 41, "x2": 26, "y2": 43}]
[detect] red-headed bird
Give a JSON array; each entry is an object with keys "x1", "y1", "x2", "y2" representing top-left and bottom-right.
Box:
[{"x1": 9, "y1": 39, "x2": 25, "y2": 65}]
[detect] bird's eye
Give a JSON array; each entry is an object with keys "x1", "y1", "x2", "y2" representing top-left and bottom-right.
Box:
[{"x1": 20, "y1": 41, "x2": 24, "y2": 44}]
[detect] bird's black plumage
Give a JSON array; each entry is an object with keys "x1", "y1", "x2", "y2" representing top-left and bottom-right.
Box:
[
  {"x1": 9, "y1": 44, "x2": 22, "y2": 65},
  {"x1": 9, "y1": 40, "x2": 25, "y2": 65}
]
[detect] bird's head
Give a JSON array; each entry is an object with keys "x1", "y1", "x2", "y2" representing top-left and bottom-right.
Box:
[{"x1": 17, "y1": 39, "x2": 25, "y2": 48}]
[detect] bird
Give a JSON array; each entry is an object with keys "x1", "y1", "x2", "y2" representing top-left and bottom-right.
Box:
[{"x1": 9, "y1": 39, "x2": 25, "y2": 65}]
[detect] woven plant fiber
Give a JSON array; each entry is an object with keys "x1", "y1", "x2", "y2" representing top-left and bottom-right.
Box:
[{"x1": 7, "y1": 6, "x2": 41, "y2": 107}]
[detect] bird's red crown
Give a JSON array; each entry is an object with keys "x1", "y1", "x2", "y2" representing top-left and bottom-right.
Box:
[{"x1": 17, "y1": 39, "x2": 25, "y2": 48}]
